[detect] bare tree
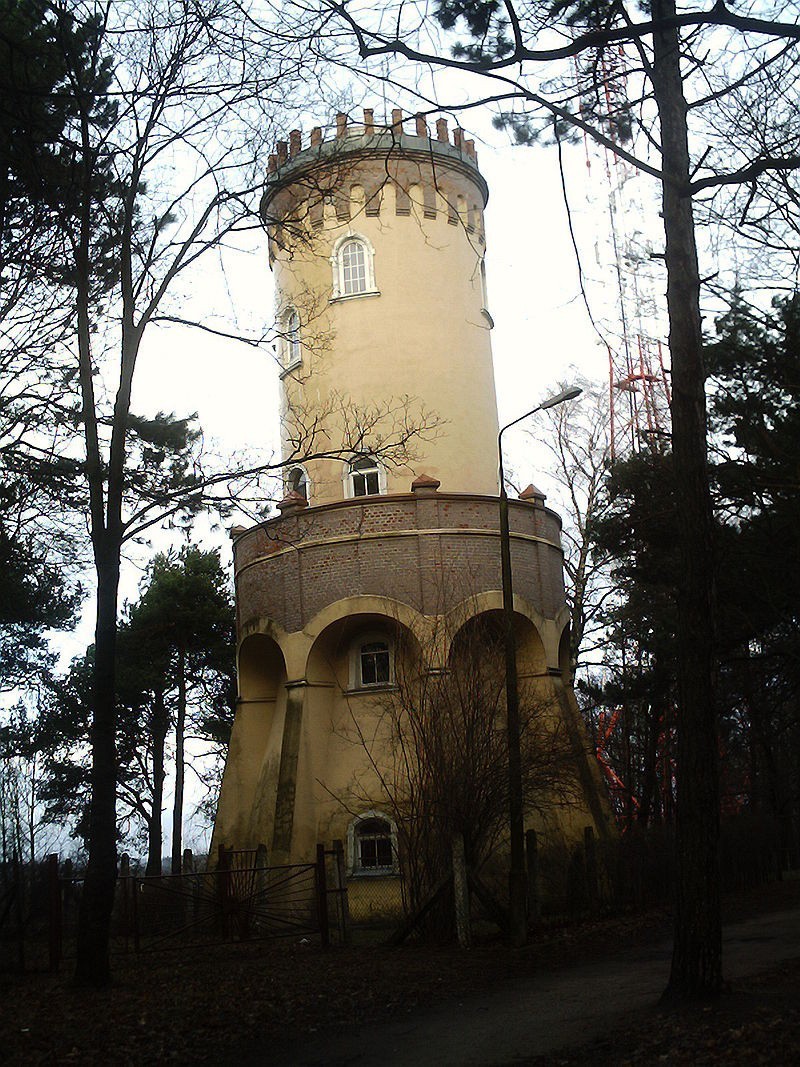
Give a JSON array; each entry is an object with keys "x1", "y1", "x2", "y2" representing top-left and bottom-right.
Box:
[
  {"x1": 536, "y1": 376, "x2": 613, "y2": 676},
  {"x1": 338, "y1": 609, "x2": 582, "y2": 932},
  {"x1": 3, "y1": 0, "x2": 437, "y2": 985}
]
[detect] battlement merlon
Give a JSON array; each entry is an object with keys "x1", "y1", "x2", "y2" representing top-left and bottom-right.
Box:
[{"x1": 260, "y1": 111, "x2": 489, "y2": 222}]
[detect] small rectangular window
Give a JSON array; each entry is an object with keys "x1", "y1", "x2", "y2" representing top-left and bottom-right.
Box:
[{"x1": 360, "y1": 642, "x2": 390, "y2": 686}]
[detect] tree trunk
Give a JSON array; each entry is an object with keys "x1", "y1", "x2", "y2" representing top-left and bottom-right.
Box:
[
  {"x1": 652, "y1": 0, "x2": 722, "y2": 998},
  {"x1": 75, "y1": 549, "x2": 120, "y2": 986},
  {"x1": 146, "y1": 688, "x2": 169, "y2": 877},
  {"x1": 171, "y1": 649, "x2": 186, "y2": 875}
]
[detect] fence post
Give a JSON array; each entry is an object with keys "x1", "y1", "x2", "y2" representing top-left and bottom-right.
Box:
[
  {"x1": 216, "y1": 844, "x2": 229, "y2": 938},
  {"x1": 525, "y1": 829, "x2": 541, "y2": 924},
  {"x1": 315, "y1": 843, "x2": 329, "y2": 948},
  {"x1": 332, "y1": 839, "x2": 350, "y2": 945},
  {"x1": 12, "y1": 848, "x2": 24, "y2": 973},
  {"x1": 452, "y1": 833, "x2": 471, "y2": 948},
  {"x1": 132, "y1": 872, "x2": 140, "y2": 952},
  {"x1": 47, "y1": 854, "x2": 61, "y2": 972},
  {"x1": 584, "y1": 826, "x2": 599, "y2": 913},
  {"x1": 119, "y1": 853, "x2": 130, "y2": 949}
]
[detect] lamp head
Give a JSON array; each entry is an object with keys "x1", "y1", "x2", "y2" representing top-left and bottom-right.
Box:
[{"x1": 540, "y1": 386, "x2": 582, "y2": 410}]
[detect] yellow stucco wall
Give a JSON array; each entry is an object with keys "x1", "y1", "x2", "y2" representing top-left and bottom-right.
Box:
[{"x1": 267, "y1": 144, "x2": 500, "y2": 504}]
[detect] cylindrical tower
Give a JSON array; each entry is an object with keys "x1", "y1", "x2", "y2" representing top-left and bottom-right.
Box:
[
  {"x1": 211, "y1": 110, "x2": 610, "y2": 892},
  {"x1": 261, "y1": 109, "x2": 499, "y2": 504}
]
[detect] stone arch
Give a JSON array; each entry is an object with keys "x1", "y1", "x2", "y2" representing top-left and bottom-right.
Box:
[
  {"x1": 304, "y1": 595, "x2": 430, "y2": 654},
  {"x1": 446, "y1": 606, "x2": 547, "y2": 679},
  {"x1": 238, "y1": 631, "x2": 287, "y2": 701},
  {"x1": 558, "y1": 623, "x2": 573, "y2": 682},
  {"x1": 445, "y1": 590, "x2": 548, "y2": 664},
  {"x1": 304, "y1": 598, "x2": 425, "y2": 690}
]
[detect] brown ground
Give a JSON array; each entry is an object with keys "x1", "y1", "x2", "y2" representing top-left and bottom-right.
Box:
[{"x1": 2, "y1": 880, "x2": 799, "y2": 1065}]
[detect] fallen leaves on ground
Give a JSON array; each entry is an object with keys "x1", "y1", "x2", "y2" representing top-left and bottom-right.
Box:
[{"x1": 1, "y1": 880, "x2": 798, "y2": 1065}]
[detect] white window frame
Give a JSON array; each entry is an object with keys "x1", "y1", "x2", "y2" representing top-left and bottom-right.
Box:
[
  {"x1": 344, "y1": 455, "x2": 386, "y2": 499},
  {"x1": 347, "y1": 810, "x2": 399, "y2": 876},
  {"x1": 279, "y1": 307, "x2": 302, "y2": 375},
  {"x1": 330, "y1": 232, "x2": 379, "y2": 301},
  {"x1": 349, "y1": 630, "x2": 394, "y2": 690},
  {"x1": 285, "y1": 464, "x2": 311, "y2": 503}
]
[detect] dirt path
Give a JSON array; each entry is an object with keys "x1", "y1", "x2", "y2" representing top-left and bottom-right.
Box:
[{"x1": 256, "y1": 906, "x2": 800, "y2": 1067}]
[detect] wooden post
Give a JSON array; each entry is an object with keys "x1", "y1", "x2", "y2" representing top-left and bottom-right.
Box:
[
  {"x1": 119, "y1": 853, "x2": 130, "y2": 950},
  {"x1": 132, "y1": 873, "x2": 140, "y2": 952},
  {"x1": 182, "y1": 848, "x2": 193, "y2": 874},
  {"x1": 584, "y1": 826, "x2": 599, "y2": 913},
  {"x1": 332, "y1": 839, "x2": 350, "y2": 945},
  {"x1": 452, "y1": 833, "x2": 471, "y2": 948},
  {"x1": 12, "y1": 848, "x2": 24, "y2": 973},
  {"x1": 47, "y1": 854, "x2": 61, "y2": 972},
  {"x1": 315, "y1": 844, "x2": 329, "y2": 948},
  {"x1": 525, "y1": 829, "x2": 541, "y2": 924},
  {"x1": 217, "y1": 844, "x2": 231, "y2": 939}
]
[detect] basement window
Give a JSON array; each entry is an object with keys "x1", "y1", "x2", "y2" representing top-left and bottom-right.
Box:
[{"x1": 348, "y1": 812, "x2": 398, "y2": 875}]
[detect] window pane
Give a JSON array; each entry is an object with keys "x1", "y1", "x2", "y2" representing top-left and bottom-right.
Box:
[
  {"x1": 376, "y1": 837, "x2": 393, "y2": 867},
  {"x1": 350, "y1": 456, "x2": 380, "y2": 497},
  {"x1": 286, "y1": 310, "x2": 300, "y2": 363},
  {"x1": 361, "y1": 840, "x2": 377, "y2": 867},
  {"x1": 342, "y1": 241, "x2": 367, "y2": 294},
  {"x1": 360, "y1": 642, "x2": 390, "y2": 686}
]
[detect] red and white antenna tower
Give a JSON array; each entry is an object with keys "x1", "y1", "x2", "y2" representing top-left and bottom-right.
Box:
[{"x1": 576, "y1": 46, "x2": 672, "y2": 461}]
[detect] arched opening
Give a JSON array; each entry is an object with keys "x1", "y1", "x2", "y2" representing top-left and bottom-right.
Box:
[
  {"x1": 286, "y1": 464, "x2": 310, "y2": 501},
  {"x1": 238, "y1": 632, "x2": 286, "y2": 702}
]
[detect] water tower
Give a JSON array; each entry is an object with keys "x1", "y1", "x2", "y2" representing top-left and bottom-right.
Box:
[{"x1": 211, "y1": 109, "x2": 609, "y2": 881}]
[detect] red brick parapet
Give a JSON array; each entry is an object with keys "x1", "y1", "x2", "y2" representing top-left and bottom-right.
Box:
[{"x1": 233, "y1": 492, "x2": 566, "y2": 636}]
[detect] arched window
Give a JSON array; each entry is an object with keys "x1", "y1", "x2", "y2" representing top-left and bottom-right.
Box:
[
  {"x1": 347, "y1": 455, "x2": 384, "y2": 498},
  {"x1": 286, "y1": 465, "x2": 309, "y2": 501},
  {"x1": 359, "y1": 640, "x2": 391, "y2": 686},
  {"x1": 331, "y1": 233, "x2": 378, "y2": 300},
  {"x1": 348, "y1": 811, "x2": 398, "y2": 875},
  {"x1": 342, "y1": 240, "x2": 366, "y2": 293},
  {"x1": 349, "y1": 630, "x2": 394, "y2": 690},
  {"x1": 282, "y1": 307, "x2": 301, "y2": 371}
]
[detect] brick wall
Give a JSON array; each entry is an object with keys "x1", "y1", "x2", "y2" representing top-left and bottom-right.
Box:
[{"x1": 234, "y1": 493, "x2": 566, "y2": 634}]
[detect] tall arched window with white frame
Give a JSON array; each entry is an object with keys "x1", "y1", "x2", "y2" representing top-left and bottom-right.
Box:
[
  {"x1": 331, "y1": 233, "x2": 378, "y2": 300},
  {"x1": 282, "y1": 307, "x2": 301, "y2": 370}
]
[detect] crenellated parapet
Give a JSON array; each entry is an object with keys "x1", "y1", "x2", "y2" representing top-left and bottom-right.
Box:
[{"x1": 260, "y1": 108, "x2": 488, "y2": 261}]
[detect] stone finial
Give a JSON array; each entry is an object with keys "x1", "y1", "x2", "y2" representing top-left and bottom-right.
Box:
[
  {"x1": 276, "y1": 140, "x2": 288, "y2": 163},
  {"x1": 391, "y1": 108, "x2": 403, "y2": 133},
  {"x1": 310, "y1": 126, "x2": 322, "y2": 146},
  {"x1": 465, "y1": 139, "x2": 476, "y2": 158},
  {"x1": 411, "y1": 474, "x2": 441, "y2": 496},
  {"x1": 415, "y1": 113, "x2": 427, "y2": 137},
  {"x1": 289, "y1": 129, "x2": 301, "y2": 157},
  {"x1": 230, "y1": 525, "x2": 247, "y2": 539},
  {"x1": 519, "y1": 484, "x2": 547, "y2": 504},
  {"x1": 363, "y1": 108, "x2": 374, "y2": 134},
  {"x1": 453, "y1": 127, "x2": 463, "y2": 149},
  {"x1": 277, "y1": 491, "x2": 309, "y2": 515},
  {"x1": 336, "y1": 112, "x2": 348, "y2": 137},
  {"x1": 436, "y1": 117, "x2": 448, "y2": 142}
]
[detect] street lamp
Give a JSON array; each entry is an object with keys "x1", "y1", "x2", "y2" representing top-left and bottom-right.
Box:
[{"x1": 498, "y1": 386, "x2": 582, "y2": 947}]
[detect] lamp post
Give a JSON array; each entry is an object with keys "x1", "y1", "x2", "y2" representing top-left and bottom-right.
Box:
[{"x1": 499, "y1": 386, "x2": 582, "y2": 947}]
